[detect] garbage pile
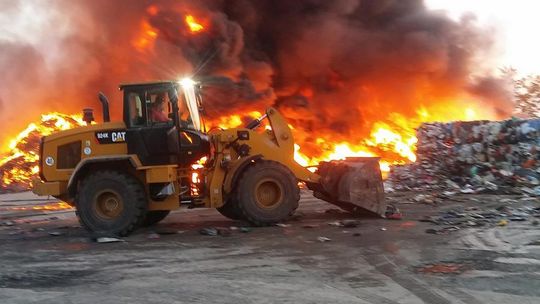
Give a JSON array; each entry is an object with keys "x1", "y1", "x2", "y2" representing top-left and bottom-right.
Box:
[{"x1": 388, "y1": 118, "x2": 540, "y2": 195}]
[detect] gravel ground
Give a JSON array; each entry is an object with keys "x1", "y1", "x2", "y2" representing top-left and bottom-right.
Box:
[{"x1": 1, "y1": 191, "x2": 539, "y2": 304}]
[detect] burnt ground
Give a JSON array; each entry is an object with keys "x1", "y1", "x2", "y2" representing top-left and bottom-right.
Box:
[{"x1": 0, "y1": 190, "x2": 539, "y2": 304}]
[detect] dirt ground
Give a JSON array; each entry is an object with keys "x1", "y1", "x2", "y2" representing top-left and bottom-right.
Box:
[{"x1": 1, "y1": 190, "x2": 539, "y2": 304}]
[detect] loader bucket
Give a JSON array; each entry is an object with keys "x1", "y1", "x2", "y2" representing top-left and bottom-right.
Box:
[{"x1": 309, "y1": 157, "x2": 386, "y2": 217}]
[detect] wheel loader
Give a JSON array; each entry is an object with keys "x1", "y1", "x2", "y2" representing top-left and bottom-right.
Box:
[{"x1": 32, "y1": 78, "x2": 386, "y2": 236}]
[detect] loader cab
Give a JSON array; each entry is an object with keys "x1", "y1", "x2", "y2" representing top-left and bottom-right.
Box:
[{"x1": 120, "y1": 80, "x2": 210, "y2": 166}]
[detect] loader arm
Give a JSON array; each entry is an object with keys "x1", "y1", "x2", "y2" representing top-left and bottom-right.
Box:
[{"x1": 209, "y1": 107, "x2": 386, "y2": 217}]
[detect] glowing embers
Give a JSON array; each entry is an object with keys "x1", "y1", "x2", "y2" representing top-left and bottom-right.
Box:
[{"x1": 190, "y1": 156, "x2": 207, "y2": 197}]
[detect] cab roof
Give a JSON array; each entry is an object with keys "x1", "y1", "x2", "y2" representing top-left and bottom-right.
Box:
[{"x1": 119, "y1": 80, "x2": 178, "y2": 90}]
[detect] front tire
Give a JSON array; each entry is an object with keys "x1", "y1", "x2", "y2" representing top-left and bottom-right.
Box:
[
  {"x1": 76, "y1": 171, "x2": 147, "y2": 236},
  {"x1": 235, "y1": 161, "x2": 300, "y2": 226}
]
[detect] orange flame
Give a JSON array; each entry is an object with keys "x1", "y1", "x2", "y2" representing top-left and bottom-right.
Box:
[
  {"x1": 210, "y1": 103, "x2": 490, "y2": 174},
  {"x1": 185, "y1": 15, "x2": 204, "y2": 33},
  {"x1": 0, "y1": 100, "x2": 492, "y2": 191},
  {"x1": 0, "y1": 201, "x2": 74, "y2": 212},
  {"x1": 133, "y1": 20, "x2": 158, "y2": 52}
]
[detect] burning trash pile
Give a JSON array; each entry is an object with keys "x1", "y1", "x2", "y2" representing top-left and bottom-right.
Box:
[
  {"x1": 0, "y1": 113, "x2": 85, "y2": 193},
  {"x1": 388, "y1": 118, "x2": 540, "y2": 195}
]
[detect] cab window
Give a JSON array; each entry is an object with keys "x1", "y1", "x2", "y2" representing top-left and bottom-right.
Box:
[
  {"x1": 147, "y1": 91, "x2": 172, "y2": 125},
  {"x1": 128, "y1": 93, "x2": 144, "y2": 126}
]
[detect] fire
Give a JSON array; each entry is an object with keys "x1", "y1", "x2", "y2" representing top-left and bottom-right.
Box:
[
  {"x1": 185, "y1": 15, "x2": 204, "y2": 33},
  {"x1": 0, "y1": 113, "x2": 85, "y2": 191},
  {"x1": 210, "y1": 102, "x2": 491, "y2": 174},
  {"x1": 215, "y1": 111, "x2": 262, "y2": 129},
  {"x1": 0, "y1": 100, "x2": 493, "y2": 192},
  {"x1": 218, "y1": 115, "x2": 243, "y2": 129},
  {"x1": 133, "y1": 20, "x2": 158, "y2": 52},
  {"x1": 210, "y1": 111, "x2": 419, "y2": 173},
  {"x1": 367, "y1": 123, "x2": 417, "y2": 162},
  {"x1": 0, "y1": 201, "x2": 74, "y2": 212},
  {"x1": 289, "y1": 103, "x2": 489, "y2": 173}
]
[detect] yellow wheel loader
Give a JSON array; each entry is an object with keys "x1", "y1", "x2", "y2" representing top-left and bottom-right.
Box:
[{"x1": 32, "y1": 79, "x2": 386, "y2": 236}]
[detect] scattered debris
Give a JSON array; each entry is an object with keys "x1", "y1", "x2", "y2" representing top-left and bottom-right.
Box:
[
  {"x1": 48, "y1": 231, "x2": 63, "y2": 236},
  {"x1": 497, "y1": 219, "x2": 508, "y2": 226},
  {"x1": 276, "y1": 223, "x2": 291, "y2": 228},
  {"x1": 386, "y1": 212, "x2": 403, "y2": 220},
  {"x1": 327, "y1": 221, "x2": 342, "y2": 227},
  {"x1": 342, "y1": 220, "x2": 360, "y2": 228},
  {"x1": 380, "y1": 227, "x2": 387, "y2": 231},
  {"x1": 317, "y1": 236, "x2": 331, "y2": 242},
  {"x1": 385, "y1": 205, "x2": 403, "y2": 220},
  {"x1": 199, "y1": 227, "x2": 236, "y2": 236},
  {"x1": 217, "y1": 228, "x2": 232, "y2": 237},
  {"x1": 424, "y1": 226, "x2": 460, "y2": 235},
  {"x1": 289, "y1": 211, "x2": 305, "y2": 221},
  {"x1": 147, "y1": 233, "x2": 160, "y2": 239},
  {"x1": 420, "y1": 203, "x2": 540, "y2": 230},
  {"x1": 95, "y1": 237, "x2": 124, "y2": 243},
  {"x1": 327, "y1": 220, "x2": 360, "y2": 228},
  {"x1": 199, "y1": 227, "x2": 218, "y2": 236},
  {"x1": 413, "y1": 194, "x2": 437, "y2": 205},
  {"x1": 417, "y1": 263, "x2": 466, "y2": 274},
  {"x1": 239, "y1": 227, "x2": 252, "y2": 233}
]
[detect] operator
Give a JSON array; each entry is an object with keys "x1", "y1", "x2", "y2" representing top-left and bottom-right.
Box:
[{"x1": 149, "y1": 94, "x2": 169, "y2": 122}]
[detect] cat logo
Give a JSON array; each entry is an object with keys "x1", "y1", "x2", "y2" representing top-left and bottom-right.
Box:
[{"x1": 95, "y1": 130, "x2": 127, "y2": 144}]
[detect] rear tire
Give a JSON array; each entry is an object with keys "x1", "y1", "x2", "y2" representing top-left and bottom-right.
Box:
[
  {"x1": 142, "y1": 210, "x2": 170, "y2": 227},
  {"x1": 217, "y1": 198, "x2": 245, "y2": 221},
  {"x1": 76, "y1": 171, "x2": 147, "y2": 236},
  {"x1": 235, "y1": 161, "x2": 299, "y2": 226}
]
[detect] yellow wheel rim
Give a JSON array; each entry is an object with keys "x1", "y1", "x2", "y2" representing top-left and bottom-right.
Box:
[
  {"x1": 94, "y1": 190, "x2": 124, "y2": 220},
  {"x1": 254, "y1": 178, "x2": 284, "y2": 209}
]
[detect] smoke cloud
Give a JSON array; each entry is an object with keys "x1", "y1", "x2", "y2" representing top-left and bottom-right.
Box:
[{"x1": 0, "y1": 0, "x2": 512, "y2": 158}]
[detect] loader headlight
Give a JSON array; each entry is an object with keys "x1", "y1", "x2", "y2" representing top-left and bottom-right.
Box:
[{"x1": 179, "y1": 77, "x2": 196, "y2": 88}]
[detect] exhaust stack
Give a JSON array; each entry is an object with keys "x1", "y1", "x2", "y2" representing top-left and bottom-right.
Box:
[
  {"x1": 98, "y1": 92, "x2": 111, "y2": 122},
  {"x1": 82, "y1": 108, "x2": 95, "y2": 125}
]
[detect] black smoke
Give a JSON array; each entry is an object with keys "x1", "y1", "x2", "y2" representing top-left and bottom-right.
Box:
[{"x1": 0, "y1": 0, "x2": 512, "y2": 157}]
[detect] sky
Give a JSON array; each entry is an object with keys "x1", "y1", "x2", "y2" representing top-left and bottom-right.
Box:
[{"x1": 426, "y1": 0, "x2": 540, "y2": 76}]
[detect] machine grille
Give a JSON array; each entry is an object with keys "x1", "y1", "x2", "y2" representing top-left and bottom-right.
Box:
[{"x1": 57, "y1": 141, "x2": 81, "y2": 169}]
